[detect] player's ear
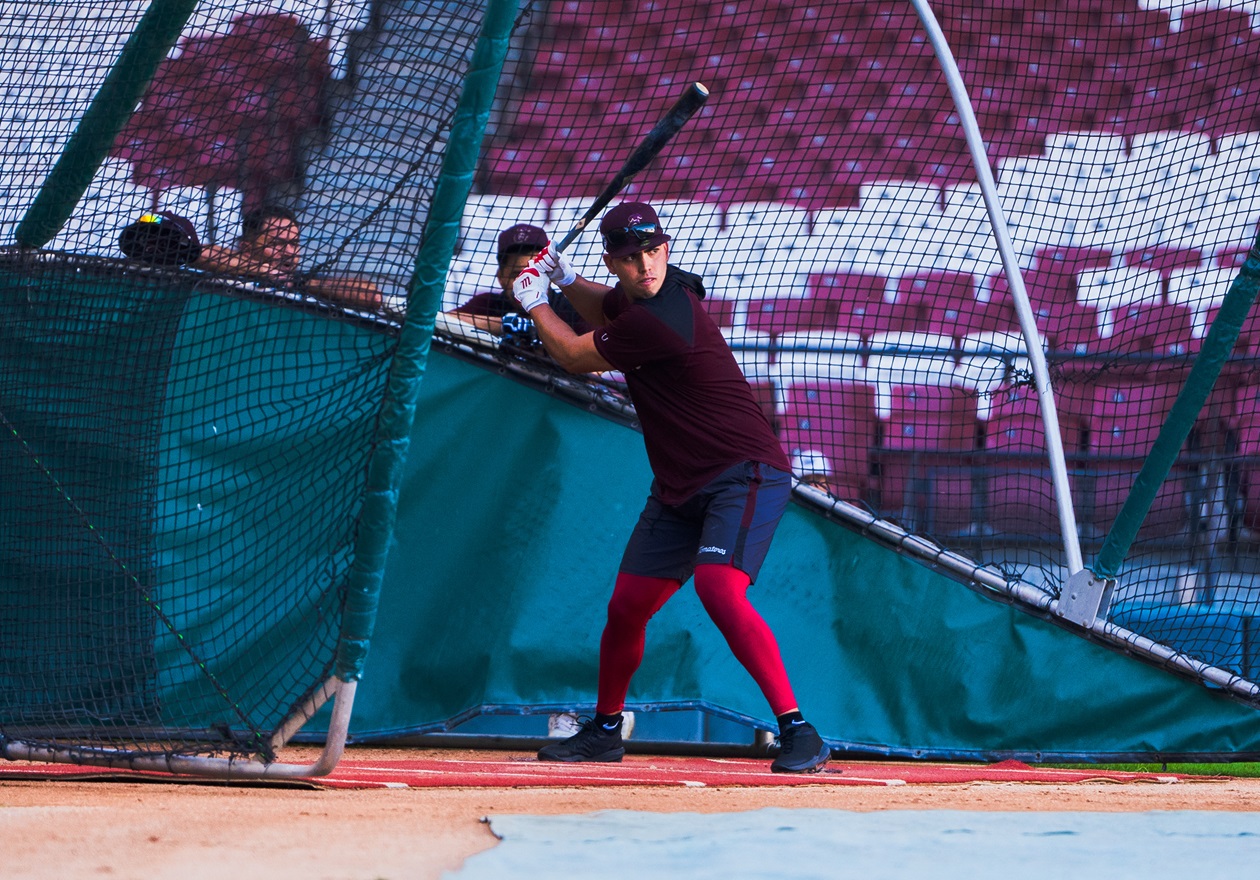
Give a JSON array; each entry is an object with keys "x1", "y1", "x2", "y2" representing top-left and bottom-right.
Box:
[{"x1": 602, "y1": 253, "x2": 615, "y2": 274}]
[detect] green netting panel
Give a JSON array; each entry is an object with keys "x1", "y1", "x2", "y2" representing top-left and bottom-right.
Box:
[
  {"x1": 0, "y1": 0, "x2": 509, "y2": 760},
  {"x1": 0, "y1": 254, "x2": 396, "y2": 756}
]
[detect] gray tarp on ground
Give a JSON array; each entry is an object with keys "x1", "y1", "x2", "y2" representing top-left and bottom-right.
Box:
[{"x1": 452, "y1": 809, "x2": 1260, "y2": 880}]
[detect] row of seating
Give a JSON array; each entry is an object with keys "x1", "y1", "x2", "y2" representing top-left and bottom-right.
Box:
[
  {"x1": 477, "y1": 1, "x2": 1260, "y2": 207},
  {"x1": 774, "y1": 376, "x2": 1259, "y2": 539}
]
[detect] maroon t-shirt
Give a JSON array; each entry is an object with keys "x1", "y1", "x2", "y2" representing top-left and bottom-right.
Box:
[{"x1": 593, "y1": 266, "x2": 789, "y2": 505}]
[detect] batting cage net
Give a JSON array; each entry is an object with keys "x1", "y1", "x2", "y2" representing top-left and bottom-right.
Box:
[
  {"x1": 0, "y1": 0, "x2": 496, "y2": 768},
  {"x1": 5, "y1": 0, "x2": 1260, "y2": 768},
  {"x1": 444, "y1": 0, "x2": 1260, "y2": 701}
]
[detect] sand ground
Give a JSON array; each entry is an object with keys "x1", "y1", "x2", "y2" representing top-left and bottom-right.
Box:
[{"x1": 3, "y1": 747, "x2": 1259, "y2": 880}]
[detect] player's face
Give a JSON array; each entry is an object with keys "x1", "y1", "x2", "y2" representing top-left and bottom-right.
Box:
[
  {"x1": 604, "y1": 242, "x2": 668, "y2": 299},
  {"x1": 497, "y1": 252, "x2": 535, "y2": 294},
  {"x1": 247, "y1": 217, "x2": 301, "y2": 271}
]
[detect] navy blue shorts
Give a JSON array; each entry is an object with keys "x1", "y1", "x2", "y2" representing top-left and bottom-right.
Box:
[{"x1": 618, "y1": 461, "x2": 791, "y2": 584}]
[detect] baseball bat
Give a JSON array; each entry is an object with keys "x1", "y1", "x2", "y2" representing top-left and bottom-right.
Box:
[{"x1": 555, "y1": 81, "x2": 710, "y2": 254}]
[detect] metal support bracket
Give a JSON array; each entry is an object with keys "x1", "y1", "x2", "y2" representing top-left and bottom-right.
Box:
[{"x1": 1056, "y1": 570, "x2": 1117, "y2": 627}]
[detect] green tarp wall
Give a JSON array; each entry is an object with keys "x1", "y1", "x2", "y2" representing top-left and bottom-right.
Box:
[
  {"x1": 347, "y1": 348, "x2": 1260, "y2": 760},
  {"x1": 1, "y1": 261, "x2": 393, "y2": 739}
]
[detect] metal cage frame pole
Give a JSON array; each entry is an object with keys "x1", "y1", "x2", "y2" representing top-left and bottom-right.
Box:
[
  {"x1": 0, "y1": 680, "x2": 357, "y2": 779},
  {"x1": 909, "y1": 0, "x2": 1084, "y2": 577}
]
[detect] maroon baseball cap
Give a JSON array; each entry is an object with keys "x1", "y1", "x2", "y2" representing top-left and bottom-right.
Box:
[
  {"x1": 497, "y1": 223, "x2": 549, "y2": 259},
  {"x1": 599, "y1": 202, "x2": 671, "y2": 259}
]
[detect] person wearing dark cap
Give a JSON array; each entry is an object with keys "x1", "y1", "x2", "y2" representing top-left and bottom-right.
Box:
[
  {"x1": 118, "y1": 211, "x2": 205, "y2": 267},
  {"x1": 448, "y1": 223, "x2": 587, "y2": 335},
  {"x1": 511, "y1": 201, "x2": 831, "y2": 774},
  {"x1": 191, "y1": 204, "x2": 382, "y2": 310}
]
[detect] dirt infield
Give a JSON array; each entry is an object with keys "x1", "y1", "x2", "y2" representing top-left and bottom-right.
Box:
[{"x1": 3, "y1": 747, "x2": 1260, "y2": 880}]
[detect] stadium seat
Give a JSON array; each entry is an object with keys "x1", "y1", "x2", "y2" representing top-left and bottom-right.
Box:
[
  {"x1": 1075, "y1": 267, "x2": 1164, "y2": 335},
  {"x1": 459, "y1": 193, "x2": 548, "y2": 254},
  {"x1": 1105, "y1": 301, "x2": 1200, "y2": 360},
  {"x1": 777, "y1": 380, "x2": 879, "y2": 501},
  {"x1": 744, "y1": 295, "x2": 835, "y2": 338},
  {"x1": 875, "y1": 384, "x2": 981, "y2": 534},
  {"x1": 979, "y1": 383, "x2": 1062, "y2": 539},
  {"x1": 1124, "y1": 245, "x2": 1204, "y2": 291},
  {"x1": 1215, "y1": 246, "x2": 1249, "y2": 270},
  {"x1": 1035, "y1": 299, "x2": 1103, "y2": 357},
  {"x1": 1043, "y1": 130, "x2": 1127, "y2": 167},
  {"x1": 1128, "y1": 131, "x2": 1214, "y2": 179},
  {"x1": 1034, "y1": 245, "x2": 1115, "y2": 277},
  {"x1": 896, "y1": 269, "x2": 977, "y2": 329},
  {"x1": 722, "y1": 201, "x2": 811, "y2": 242},
  {"x1": 858, "y1": 180, "x2": 943, "y2": 219},
  {"x1": 1073, "y1": 378, "x2": 1187, "y2": 536},
  {"x1": 1167, "y1": 266, "x2": 1235, "y2": 338},
  {"x1": 810, "y1": 271, "x2": 918, "y2": 339}
]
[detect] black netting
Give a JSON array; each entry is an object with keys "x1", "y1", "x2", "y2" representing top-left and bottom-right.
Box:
[
  {"x1": 0, "y1": 0, "x2": 491, "y2": 760},
  {"x1": 442, "y1": 1, "x2": 1260, "y2": 691},
  {"x1": 8, "y1": 0, "x2": 1260, "y2": 758}
]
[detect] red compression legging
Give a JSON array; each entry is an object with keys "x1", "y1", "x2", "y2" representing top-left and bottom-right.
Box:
[{"x1": 595, "y1": 564, "x2": 798, "y2": 717}]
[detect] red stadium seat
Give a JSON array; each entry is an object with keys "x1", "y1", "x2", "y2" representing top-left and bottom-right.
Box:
[
  {"x1": 1178, "y1": 7, "x2": 1253, "y2": 46},
  {"x1": 777, "y1": 380, "x2": 879, "y2": 501},
  {"x1": 744, "y1": 296, "x2": 835, "y2": 339},
  {"x1": 1035, "y1": 246, "x2": 1114, "y2": 277},
  {"x1": 1034, "y1": 300, "x2": 1103, "y2": 356},
  {"x1": 897, "y1": 270, "x2": 976, "y2": 313},
  {"x1": 1124, "y1": 246, "x2": 1204, "y2": 291},
  {"x1": 875, "y1": 385, "x2": 981, "y2": 534},
  {"x1": 1216, "y1": 246, "x2": 1249, "y2": 270},
  {"x1": 980, "y1": 384, "x2": 1063, "y2": 539},
  {"x1": 1106, "y1": 302, "x2": 1200, "y2": 360},
  {"x1": 1071, "y1": 379, "x2": 1187, "y2": 537},
  {"x1": 811, "y1": 272, "x2": 920, "y2": 339},
  {"x1": 929, "y1": 292, "x2": 1021, "y2": 344}
]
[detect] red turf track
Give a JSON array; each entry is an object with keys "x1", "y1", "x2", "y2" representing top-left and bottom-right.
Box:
[{"x1": 0, "y1": 756, "x2": 1184, "y2": 790}]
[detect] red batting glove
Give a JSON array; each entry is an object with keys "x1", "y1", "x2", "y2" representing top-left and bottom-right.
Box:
[{"x1": 530, "y1": 243, "x2": 577, "y2": 287}]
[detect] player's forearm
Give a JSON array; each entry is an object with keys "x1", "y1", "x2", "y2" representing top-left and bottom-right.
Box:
[
  {"x1": 304, "y1": 276, "x2": 383, "y2": 309},
  {"x1": 193, "y1": 245, "x2": 257, "y2": 276},
  {"x1": 451, "y1": 311, "x2": 502, "y2": 334},
  {"x1": 531, "y1": 304, "x2": 611, "y2": 373}
]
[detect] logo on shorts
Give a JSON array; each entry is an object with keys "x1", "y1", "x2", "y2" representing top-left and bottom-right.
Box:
[{"x1": 699, "y1": 545, "x2": 727, "y2": 555}]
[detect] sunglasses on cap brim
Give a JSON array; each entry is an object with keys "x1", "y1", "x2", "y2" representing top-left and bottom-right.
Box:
[{"x1": 602, "y1": 222, "x2": 661, "y2": 248}]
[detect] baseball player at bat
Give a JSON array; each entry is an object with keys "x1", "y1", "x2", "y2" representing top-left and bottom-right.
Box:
[{"x1": 513, "y1": 201, "x2": 831, "y2": 773}]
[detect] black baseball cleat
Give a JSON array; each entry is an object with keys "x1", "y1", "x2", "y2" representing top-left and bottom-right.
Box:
[
  {"x1": 537, "y1": 717, "x2": 626, "y2": 763},
  {"x1": 770, "y1": 720, "x2": 831, "y2": 773}
]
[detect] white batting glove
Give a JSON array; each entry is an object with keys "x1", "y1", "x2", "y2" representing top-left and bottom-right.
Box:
[
  {"x1": 511, "y1": 266, "x2": 550, "y2": 312},
  {"x1": 530, "y1": 243, "x2": 576, "y2": 287}
]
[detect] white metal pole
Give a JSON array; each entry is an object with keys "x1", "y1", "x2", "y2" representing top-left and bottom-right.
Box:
[{"x1": 909, "y1": 0, "x2": 1085, "y2": 575}]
